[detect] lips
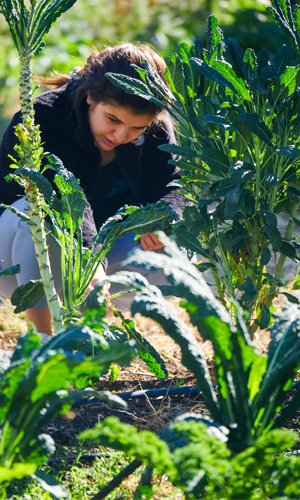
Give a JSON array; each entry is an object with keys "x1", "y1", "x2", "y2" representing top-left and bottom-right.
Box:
[{"x1": 104, "y1": 136, "x2": 118, "y2": 147}]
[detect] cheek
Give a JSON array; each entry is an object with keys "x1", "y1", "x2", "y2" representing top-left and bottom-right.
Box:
[{"x1": 131, "y1": 130, "x2": 145, "y2": 140}]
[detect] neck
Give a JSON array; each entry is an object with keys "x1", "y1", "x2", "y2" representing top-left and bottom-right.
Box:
[{"x1": 100, "y1": 147, "x2": 116, "y2": 166}]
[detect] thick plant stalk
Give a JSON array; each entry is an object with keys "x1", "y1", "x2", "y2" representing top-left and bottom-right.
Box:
[
  {"x1": 19, "y1": 55, "x2": 34, "y2": 122},
  {"x1": 19, "y1": 54, "x2": 63, "y2": 332}
]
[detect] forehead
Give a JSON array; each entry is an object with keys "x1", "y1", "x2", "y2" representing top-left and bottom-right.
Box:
[{"x1": 100, "y1": 102, "x2": 154, "y2": 125}]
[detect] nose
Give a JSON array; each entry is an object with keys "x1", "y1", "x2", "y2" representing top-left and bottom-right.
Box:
[{"x1": 113, "y1": 126, "x2": 128, "y2": 144}]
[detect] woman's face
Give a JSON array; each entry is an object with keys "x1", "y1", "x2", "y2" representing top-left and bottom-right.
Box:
[{"x1": 87, "y1": 96, "x2": 155, "y2": 152}]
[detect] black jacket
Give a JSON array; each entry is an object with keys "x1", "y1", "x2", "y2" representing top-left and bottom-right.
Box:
[{"x1": 0, "y1": 83, "x2": 182, "y2": 250}]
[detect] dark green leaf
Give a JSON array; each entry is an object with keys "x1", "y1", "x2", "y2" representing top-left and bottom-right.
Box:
[
  {"x1": 243, "y1": 48, "x2": 257, "y2": 82},
  {"x1": 11, "y1": 280, "x2": 44, "y2": 313},
  {"x1": 255, "y1": 304, "x2": 270, "y2": 330},
  {"x1": 257, "y1": 48, "x2": 269, "y2": 78},
  {"x1": 274, "y1": 44, "x2": 294, "y2": 76},
  {"x1": 52, "y1": 158, "x2": 85, "y2": 225},
  {"x1": 223, "y1": 235, "x2": 250, "y2": 251},
  {"x1": 167, "y1": 53, "x2": 186, "y2": 102},
  {"x1": 281, "y1": 292, "x2": 299, "y2": 304},
  {"x1": 206, "y1": 14, "x2": 223, "y2": 61},
  {"x1": 29, "y1": 0, "x2": 78, "y2": 56},
  {"x1": 241, "y1": 277, "x2": 256, "y2": 301},
  {"x1": 197, "y1": 199, "x2": 214, "y2": 208},
  {"x1": 227, "y1": 185, "x2": 241, "y2": 205},
  {"x1": 199, "y1": 147, "x2": 230, "y2": 174},
  {"x1": 158, "y1": 144, "x2": 199, "y2": 158},
  {"x1": 173, "y1": 228, "x2": 210, "y2": 259},
  {"x1": 229, "y1": 160, "x2": 255, "y2": 174},
  {"x1": 222, "y1": 38, "x2": 244, "y2": 78},
  {"x1": 0, "y1": 203, "x2": 30, "y2": 222},
  {"x1": 190, "y1": 58, "x2": 236, "y2": 93},
  {"x1": 230, "y1": 167, "x2": 254, "y2": 185},
  {"x1": 15, "y1": 167, "x2": 54, "y2": 203},
  {"x1": 292, "y1": 217, "x2": 300, "y2": 227},
  {"x1": 196, "y1": 262, "x2": 216, "y2": 272},
  {"x1": 260, "y1": 246, "x2": 271, "y2": 266},
  {"x1": 260, "y1": 209, "x2": 278, "y2": 229},
  {"x1": 178, "y1": 42, "x2": 199, "y2": 101},
  {"x1": 270, "y1": 228, "x2": 283, "y2": 252},
  {"x1": 94, "y1": 202, "x2": 176, "y2": 249},
  {"x1": 203, "y1": 114, "x2": 237, "y2": 131},
  {"x1": 142, "y1": 59, "x2": 175, "y2": 102},
  {"x1": 213, "y1": 61, "x2": 251, "y2": 101},
  {"x1": 238, "y1": 113, "x2": 272, "y2": 145},
  {"x1": 224, "y1": 187, "x2": 246, "y2": 219},
  {"x1": 0, "y1": 264, "x2": 21, "y2": 278},
  {"x1": 280, "y1": 241, "x2": 296, "y2": 259},
  {"x1": 280, "y1": 65, "x2": 300, "y2": 97},
  {"x1": 253, "y1": 304, "x2": 300, "y2": 427},
  {"x1": 276, "y1": 146, "x2": 300, "y2": 159},
  {"x1": 129, "y1": 282, "x2": 221, "y2": 421},
  {"x1": 104, "y1": 73, "x2": 170, "y2": 113},
  {"x1": 33, "y1": 470, "x2": 70, "y2": 499},
  {"x1": 265, "y1": 170, "x2": 279, "y2": 187},
  {"x1": 112, "y1": 309, "x2": 168, "y2": 378}
]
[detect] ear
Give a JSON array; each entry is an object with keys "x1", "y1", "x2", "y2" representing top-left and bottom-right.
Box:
[{"x1": 87, "y1": 94, "x2": 94, "y2": 105}]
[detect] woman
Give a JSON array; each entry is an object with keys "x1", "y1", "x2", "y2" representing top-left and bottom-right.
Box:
[{"x1": 0, "y1": 43, "x2": 182, "y2": 336}]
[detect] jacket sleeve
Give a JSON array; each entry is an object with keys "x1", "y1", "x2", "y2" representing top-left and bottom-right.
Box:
[
  {"x1": 0, "y1": 105, "x2": 80, "y2": 200},
  {"x1": 0, "y1": 105, "x2": 100, "y2": 255},
  {"x1": 140, "y1": 118, "x2": 184, "y2": 219}
]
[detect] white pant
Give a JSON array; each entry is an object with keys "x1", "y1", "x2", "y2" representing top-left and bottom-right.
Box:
[{"x1": 0, "y1": 198, "x2": 62, "y2": 309}]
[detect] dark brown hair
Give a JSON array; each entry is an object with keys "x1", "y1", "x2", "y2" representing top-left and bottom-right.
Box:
[{"x1": 36, "y1": 43, "x2": 168, "y2": 121}]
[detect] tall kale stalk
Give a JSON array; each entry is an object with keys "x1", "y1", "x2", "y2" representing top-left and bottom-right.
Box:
[{"x1": 0, "y1": 0, "x2": 77, "y2": 332}]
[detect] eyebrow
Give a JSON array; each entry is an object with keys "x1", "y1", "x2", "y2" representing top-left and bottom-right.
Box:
[{"x1": 107, "y1": 112, "x2": 149, "y2": 129}]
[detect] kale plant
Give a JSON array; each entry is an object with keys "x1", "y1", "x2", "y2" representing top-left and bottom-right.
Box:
[
  {"x1": 106, "y1": 0, "x2": 300, "y2": 334},
  {"x1": 0, "y1": 326, "x2": 134, "y2": 499},
  {"x1": 81, "y1": 417, "x2": 300, "y2": 499},
  {"x1": 80, "y1": 231, "x2": 300, "y2": 498}
]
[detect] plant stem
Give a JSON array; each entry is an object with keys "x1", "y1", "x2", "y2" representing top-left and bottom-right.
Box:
[
  {"x1": 254, "y1": 138, "x2": 261, "y2": 212},
  {"x1": 19, "y1": 54, "x2": 63, "y2": 332}
]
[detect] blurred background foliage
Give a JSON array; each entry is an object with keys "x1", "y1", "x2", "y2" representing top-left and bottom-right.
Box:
[{"x1": 0, "y1": 0, "x2": 292, "y2": 139}]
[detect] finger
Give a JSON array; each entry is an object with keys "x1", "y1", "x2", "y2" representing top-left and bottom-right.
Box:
[
  {"x1": 141, "y1": 233, "x2": 151, "y2": 250},
  {"x1": 141, "y1": 233, "x2": 157, "y2": 250},
  {"x1": 141, "y1": 232, "x2": 164, "y2": 250},
  {"x1": 149, "y1": 232, "x2": 164, "y2": 248}
]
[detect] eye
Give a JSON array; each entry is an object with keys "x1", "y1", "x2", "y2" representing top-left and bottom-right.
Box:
[{"x1": 108, "y1": 116, "x2": 119, "y2": 123}]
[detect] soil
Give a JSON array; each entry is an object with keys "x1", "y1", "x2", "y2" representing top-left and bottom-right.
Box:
[{"x1": 46, "y1": 376, "x2": 207, "y2": 448}]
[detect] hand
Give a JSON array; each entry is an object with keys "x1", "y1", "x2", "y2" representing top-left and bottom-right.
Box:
[{"x1": 141, "y1": 232, "x2": 164, "y2": 251}]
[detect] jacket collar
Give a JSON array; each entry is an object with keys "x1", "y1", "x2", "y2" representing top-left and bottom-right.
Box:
[{"x1": 116, "y1": 143, "x2": 143, "y2": 205}]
